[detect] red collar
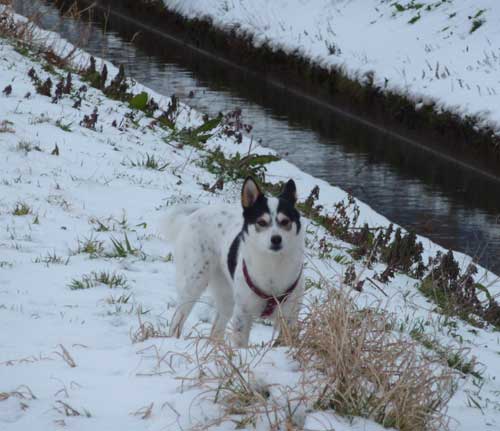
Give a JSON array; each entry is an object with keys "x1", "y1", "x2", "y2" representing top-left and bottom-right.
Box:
[{"x1": 242, "y1": 259, "x2": 302, "y2": 318}]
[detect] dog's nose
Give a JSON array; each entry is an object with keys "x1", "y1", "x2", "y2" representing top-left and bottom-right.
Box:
[{"x1": 271, "y1": 235, "x2": 282, "y2": 246}]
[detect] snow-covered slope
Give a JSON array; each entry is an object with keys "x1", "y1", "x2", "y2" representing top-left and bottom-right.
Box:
[
  {"x1": 1, "y1": 19, "x2": 500, "y2": 430},
  {"x1": 164, "y1": 0, "x2": 500, "y2": 134}
]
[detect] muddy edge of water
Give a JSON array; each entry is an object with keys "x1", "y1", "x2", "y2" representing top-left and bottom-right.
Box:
[{"x1": 68, "y1": 0, "x2": 500, "y2": 179}]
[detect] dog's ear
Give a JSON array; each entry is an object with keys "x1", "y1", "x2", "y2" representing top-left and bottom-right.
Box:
[
  {"x1": 280, "y1": 179, "x2": 297, "y2": 205},
  {"x1": 241, "y1": 177, "x2": 262, "y2": 209}
]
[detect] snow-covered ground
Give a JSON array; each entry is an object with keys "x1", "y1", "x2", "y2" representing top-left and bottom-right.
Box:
[
  {"x1": 1, "y1": 17, "x2": 500, "y2": 431},
  {"x1": 164, "y1": 0, "x2": 500, "y2": 134}
]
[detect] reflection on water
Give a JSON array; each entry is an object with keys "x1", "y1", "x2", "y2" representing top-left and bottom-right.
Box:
[{"x1": 12, "y1": 0, "x2": 500, "y2": 271}]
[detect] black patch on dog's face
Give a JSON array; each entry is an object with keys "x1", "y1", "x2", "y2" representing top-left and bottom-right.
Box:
[
  {"x1": 242, "y1": 194, "x2": 270, "y2": 234},
  {"x1": 277, "y1": 197, "x2": 301, "y2": 233}
]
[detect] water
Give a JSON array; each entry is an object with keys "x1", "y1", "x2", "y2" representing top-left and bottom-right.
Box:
[{"x1": 12, "y1": 0, "x2": 500, "y2": 271}]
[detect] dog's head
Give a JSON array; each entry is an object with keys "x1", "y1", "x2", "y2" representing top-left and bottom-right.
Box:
[{"x1": 241, "y1": 177, "x2": 302, "y2": 254}]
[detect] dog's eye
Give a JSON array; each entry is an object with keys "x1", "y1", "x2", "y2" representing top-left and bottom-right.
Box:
[
  {"x1": 257, "y1": 219, "x2": 268, "y2": 227},
  {"x1": 279, "y1": 219, "x2": 290, "y2": 227}
]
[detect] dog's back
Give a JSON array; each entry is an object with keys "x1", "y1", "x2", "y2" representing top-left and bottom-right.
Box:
[{"x1": 161, "y1": 204, "x2": 203, "y2": 243}]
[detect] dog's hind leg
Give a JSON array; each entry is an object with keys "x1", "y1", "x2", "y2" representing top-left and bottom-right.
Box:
[
  {"x1": 170, "y1": 261, "x2": 209, "y2": 338},
  {"x1": 209, "y1": 270, "x2": 234, "y2": 340}
]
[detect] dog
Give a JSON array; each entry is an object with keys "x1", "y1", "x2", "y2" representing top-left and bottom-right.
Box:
[{"x1": 164, "y1": 177, "x2": 305, "y2": 347}]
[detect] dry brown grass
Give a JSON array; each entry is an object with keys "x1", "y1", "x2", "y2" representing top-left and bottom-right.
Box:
[
  {"x1": 0, "y1": 385, "x2": 36, "y2": 411},
  {"x1": 175, "y1": 336, "x2": 308, "y2": 430},
  {"x1": 0, "y1": 2, "x2": 37, "y2": 42},
  {"x1": 292, "y1": 286, "x2": 458, "y2": 431},
  {"x1": 0, "y1": 384, "x2": 37, "y2": 401},
  {"x1": 161, "y1": 282, "x2": 459, "y2": 430},
  {"x1": 54, "y1": 344, "x2": 77, "y2": 368},
  {"x1": 0, "y1": 1, "x2": 81, "y2": 69},
  {"x1": 130, "y1": 308, "x2": 170, "y2": 343}
]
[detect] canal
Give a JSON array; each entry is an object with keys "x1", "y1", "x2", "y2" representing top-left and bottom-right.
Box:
[{"x1": 12, "y1": 0, "x2": 500, "y2": 272}]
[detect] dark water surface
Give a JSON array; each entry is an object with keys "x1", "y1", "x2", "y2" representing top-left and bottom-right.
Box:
[{"x1": 12, "y1": 0, "x2": 500, "y2": 272}]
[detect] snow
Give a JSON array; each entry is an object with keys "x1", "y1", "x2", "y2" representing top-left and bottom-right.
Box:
[
  {"x1": 164, "y1": 0, "x2": 500, "y2": 134},
  {"x1": 1, "y1": 13, "x2": 500, "y2": 431}
]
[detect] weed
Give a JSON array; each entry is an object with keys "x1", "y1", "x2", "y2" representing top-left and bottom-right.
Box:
[
  {"x1": 0, "y1": 120, "x2": 14, "y2": 133},
  {"x1": 104, "y1": 64, "x2": 129, "y2": 99},
  {"x1": 220, "y1": 108, "x2": 253, "y2": 144},
  {"x1": 299, "y1": 185, "x2": 424, "y2": 281},
  {"x1": 82, "y1": 56, "x2": 104, "y2": 89},
  {"x1": 80, "y1": 107, "x2": 98, "y2": 130},
  {"x1": 202, "y1": 147, "x2": 279, "y2": 183},
  {"x1": 156, "y1": 94, "x2": 179, "y2": 128},
  {"x1": 2, "y1": 84, "x2": 12, "y2": 95},
  {"x1": 129, "y1": 91, "x2": 148, "y2": 110},
  {"x1": 75, "y1": 235, "x2": 105, "y2": 257},
  {"x1": 12, "y1": 202, "x2": 31, "y2": 216},
  {"x1": 408, "y1": 13, "x2": 421, "y2": 24},
  {"x1": 420, "y1": 250, "x2": 500, "y2": 328},
  {"x1": 163, "y1": 252, "x2": 173, "y2": 263},
  {"x1": 36, "y1": 77, "x2": 52, "y2": 97},
  {"x1": 89, "y1": 216, "x2": 110, "y2": 232}
]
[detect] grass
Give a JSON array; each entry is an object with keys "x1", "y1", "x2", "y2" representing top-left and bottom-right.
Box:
[
  {"x1": 105, "y1": 293, "x2": 133, "y2": 305},
  {"x1": 0, "y1": 120, "x2": 14, "y2": 133},
  {"x1": 470, "y1": 18, "x2": 485, "y2": 34},
  {"x1": 408, "y1": 323, "x2": 482, "y2": 379},
  {"x1": 68, "y1": 271, "x2": 129, "y2": 290},
  {"x1": 12, "y1": 202, "x2": 32, "y2": 216},
  {"x1": 108, "y1": 233, "x2": 143, "y2": 258},
  {"x1": 130, "y1": 311, "x2": 169, "y2": 343},
  {"x1": 127, "y1": 153, "x2": 169, "y2": 171},
  {"x1": 167, "y1": 283, "x2": 459, "y2": 430},
  {"x1": 292, "y1": 286, "x2": 457, "y2": 430},
  {"x1": 33, "y1": 251, "x2": 70, "y2": 266},
  {"x1": 16, "y1": 140, "x2": 41, "y2": 153},
  {"x1": 54, "y1": 400, "x2": 92, "y2": 418},
  {"x1": 89, "y1": 214, "x2": 129, "y2": 232},
  {"x1": 55, "y1": 119, "x2": 73, "y2": 132}
]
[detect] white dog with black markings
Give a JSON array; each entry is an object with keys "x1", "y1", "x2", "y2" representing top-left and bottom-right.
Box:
[{"x1": 164, "y1": 177, "x2": 305, "y2": 347}]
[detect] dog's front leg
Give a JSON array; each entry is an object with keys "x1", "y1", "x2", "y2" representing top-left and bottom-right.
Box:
[{"x1": 230, "y1": 308, "x2": 252, "y2": 348}]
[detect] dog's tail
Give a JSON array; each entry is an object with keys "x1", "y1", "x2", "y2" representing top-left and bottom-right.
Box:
[{"x1": 160, "y1": 204, "x2": 202, "y2": 243}]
